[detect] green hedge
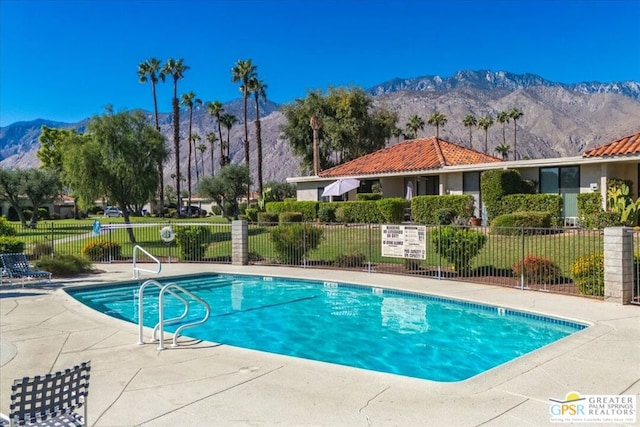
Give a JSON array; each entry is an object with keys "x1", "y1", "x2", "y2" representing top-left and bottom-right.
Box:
[
  {"x1": 411, "y1": 195, "x2": 474, "y2": 225},
  {"x1": 577, "y1": 193, "x2": 604, "y2": 228},
  {"x1": 265, "y1": 201, "x2": 319, "y2": 221},
  {"x1": 481, "y1": 169, "x2": 532, "y2": 221},
  {"x1": 0, "y1": 237, "x2": 25, "y2": 254},
  {"x1": 376, "y1": 198, "x2": 406, "y2": 223},
  {"x1": 356, "y1": 193, "x2": 383, "y2": 201},
  {"x1": 335, "y1": 201, "x2": 381, "y2": 223},
  {"x1": 501, "y1": 194, "x2": 563, "y2": 226},
  {"x1": 490, "y1": 211, "x2": 552, "y2": 235},
  {"x1": 279, "y1": 212, "x2": 303, "y2": 223}
]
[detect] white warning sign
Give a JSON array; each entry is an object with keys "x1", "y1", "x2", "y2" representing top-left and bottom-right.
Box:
[{"x1": 381, "y1": 224, "x2": 426, "y2": 259}]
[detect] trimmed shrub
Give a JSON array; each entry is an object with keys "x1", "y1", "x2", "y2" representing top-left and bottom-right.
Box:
[
  {"x1": 318, "y1": 204, "x2": 338, "y2": 223},
  {"x1": 512, "y1": 255, "x2": 562, "y2": 285},
  {"x1": 481, "y1": 169, "x2": 533, "y2": 221},
  {"x1": 376, "y1": 198, "x2": 406, "y2": 223},
  {"x1": 0, "y1": 217, "x2": 16, "y2": 236},
  {"x1": 434, "y1": 208, "x2": 457, "y2": 225},
  {"x1": 570, "y1": 253, "x2": 604, "y2": 296},
  {"x1": 334, "y1": 252, "x2": 366, "y2": 268},
  {"x1": 501, "y1": 194, "x2": 563, "y2": 226},
  {"x1": 175, "y1": 226, "x2": 212, "y2": 261},
  {"x1": 0, "y1": 237, "x2": 25, "y2": 254},
  {"x1": 257, "y1": 212, "x2": 278, "y2": 224},
  {"x1": 431, "y1": 226, "x2": 487, "y2": 275},
  {"x1": 210, "y1": 204, "x2": 222, "y2": 216},
  {"x1": 35, "y1": 254, "x2": 92, "y2": 277},
  {"x1": 270, "y1": 224, "x2": 324, "y2": 264},
  {"x1": 266, "y1": 201, "x2": 318, "y2": 221},
  {"x1": 32, "y1": 243, "x2": 53, "y2": 258},
  {"x1": 356, "y1": 193, "x2": 383, "y2": 201},
  {"x1": 37, "y1": 208, "x2": 50, "y2": 220},
  {"x1": 82, "y1": 240, "x2": 122, "y2": 261},
  {"x1": 411, "y1": 195, "x2": 474, "y2": 225},
  {"x1": 334, "y1": 201, "x2": 381, "y2": 223},
  {"x1": 245, "y1": 208, "x2": 258, "y2": 222},
  {"x1": 577, "y1": 193, "x2": 603, "y2": 228},
  {"x1": 491, "y1": 212, "x2": 552, "y2": 235},
  {"x1": 279, "y1": 212, "x2": 303, "y2": 223}
]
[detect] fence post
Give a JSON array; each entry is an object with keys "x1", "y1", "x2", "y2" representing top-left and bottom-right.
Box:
[
  {"x1": 231, "y1": 220, "x2": 248, "y2": 265},
  {"x1": 603, "y1": 227, "x2": 633, "y2": 304},
  {"x1": 520, "y1": 225, "x2": 525, "y2": 290}
]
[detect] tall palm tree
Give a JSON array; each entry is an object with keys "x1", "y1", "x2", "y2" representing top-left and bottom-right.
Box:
[
  {"x1": 190, "y1": 133, "x2": 202, "y2": 183},
  {"x1": 497, "y1": 111, "x2": 510, "y2": 145},
  {"x1": 161, "y1": 58, "x2": 189, "y2": 210},
  {"x1": 248, "y1": 76, "x2": 268, "y2": 195},
  {"x1": 494, "y1": 143, "x2": 511, "y2": 160},
  {"x1": 205, "y1": 132, "x2": 217, "y2": 176},
  {"x1": 205, "y1": 101, "x2": 226, "y2": 167},
  {"x1": 196, "y1": 143, "x2": 207, "y2": 182},
  {"x1": 427, "y1": 111, "x2": 448, "y2": 139},
  {"x1": 231, "y1": 59, "x2": 257, "y2": 169},
  {"x1": 477, "y1": 116, "x2": 494, "y2": 154},
  {"x1": 509, "y1": 108, "x2": 524, "y2": 160},
  {"x1": 391, "y1": 127, "x2": 402, "y2": 143},
  {"x1": 220, "y1": 113, "x2": 238, "y2": 165},
  {"x1": 137, "y1": 58, "x2": 166, "y2": 214},
  {"x1": 181, "y1": 91, "x2": 201, "y2": 212},
  {"x1": 405, "y1": 114, "x2": 425, "y2": 139},
  {"x1": 462, "y1": 114, "x2": 477, "y2": 149}
]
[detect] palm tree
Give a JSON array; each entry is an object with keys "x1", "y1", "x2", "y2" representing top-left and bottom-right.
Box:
[
  {"x1": 462, "y1": 114, "x2": 477, "y2": 149},
  {"x1": 405, "y1": 114, "x2": 425, "y2": 139},
  {"x1": 190, "y1": 133, "x2": 202, "y2": 183},
  {"x1": 494, "y1": 143, "x2": 511, "y2": 160},
  {"x1": 181, "y1": 91, "x2": 202, "y2": 211},
  {"x1": 477, "y1": 116, "x2": 494, "y2": 154},
  {"x1": 509, "y1": 108, "x2": 524, "y2": 160},
  {"x1": 137, "y1": 57, "x2": 166, "y2": 214},
  {"x1": 220, "y1": 113, "x2": 238, "y2": 165},
  {"x1": 231, "y1": 59, "x2": 257, "y2": 169},
  {"x1": 196, "y1": 143, "x2": 207, "y2": 182},
  {"x1": 497, "y1": 111, "x2": 510, "y2": 145},
  {"x1": 248, "y1": 76, "x2": 268, "y2": 196},
  {"x1": 205, "y1": 132, "x2": 217, "y2": 176},
  {"x1": 205, "y1": 101, "x2": 226, "y2": 167},
  {"x1": 391, "y1": 127, "x2": 402, "y2": 143},
  {"x1": 427, "y1": 111, "x2": 448, "y2": 139},
  {"x1": 161, "y1": 58, "x2": 189, "y2": 210}
]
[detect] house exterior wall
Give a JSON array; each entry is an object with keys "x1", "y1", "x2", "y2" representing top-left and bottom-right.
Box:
[
  {"x1": 445, "y1": 173, "x2": 463, "y2": 195},
  {"x1": 380, "y1": 177, "x2": 405, "y2": 198},
  {"x1": 296, "y1": 181, "x2": 323, "y2": 201}
]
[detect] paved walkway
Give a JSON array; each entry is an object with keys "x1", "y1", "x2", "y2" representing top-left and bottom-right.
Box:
[{"x1": 1, "y1": 263, "x2": 639, "y2": 426}]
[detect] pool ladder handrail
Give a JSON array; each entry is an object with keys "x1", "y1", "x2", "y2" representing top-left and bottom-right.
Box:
[
  {"x1": 137, "y1": 279, "x2": 211, "y2": 350},
  {"x1": 133, "y1": 245, "x2": 162, "y2": 279}
]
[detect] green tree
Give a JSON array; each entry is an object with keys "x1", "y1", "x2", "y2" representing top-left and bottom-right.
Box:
[
  {"x1": 281, "y1": 87, "x2": 397, "y2": 173},
  {"x1": 197, "y1": 143, "x2": 207, "y2": 183},
  {"x1": 477, "y1": 116, "x2": 494, "y2": 154},
  {"x1": 497, "y1": 111, "x2": 510, "y2": 145},
  {"x1": 494, "y1": 143, "x2": 511, "y2": 160},
  {"x1": 198, "y1": 164, "x2": 251, "y2": 220},
  {"x1": 219, "y1": 113, "x2": 238, "y2": 166},
  {"x1": 248, "y1": 75, "x2": 268, "y2": 196},
  {"x1": 509, "y1": 107, "x2": 524, "y2": 160},
  {"x1": 21, "y1": 169, "x2": 62, "y2": 227},
  {"x1": 391, "y1": 126, "x2": 403, "y2": 143},
  {"x1": 137, "y1": 58, "x2": 166, "y2": 212},
  {"x1": 205, "y1": 100, "x2": 226, "y2": 168},
  {"x1": 181, "y1": 91, "x2": 202, "y2": 212},
  {"x1": 462, "y1": 114, "x2": 477, "y2": 148},
  {"x1": 0, "y1": 169, "x2": 29, "y2": 226},
  {"x1": 231, "y1": 59, "x2": 257, "y2": 169},
  {"x1": 205, "y1": 132, "x2": 217, "y2": 176},
  {"x1": 62, "y1": 110, "x2": 167, "y2": 243},
  {"x1": 405, "y1": 114, "x2": 425, "y2": 139},
  {"x1": 427, "y1": 111, "x2": 447, "y2": 139},
  {"x1": 161, "y1": 58, "x2": 189, "y2": 210}
]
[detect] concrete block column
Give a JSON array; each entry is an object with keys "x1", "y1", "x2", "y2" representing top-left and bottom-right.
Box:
[
  {"x1": 603, "y1": 227, "x2": 633, "y2": 304},
  {"x1": 231, "y1": 220, "x2": 248, "y2": 265}
]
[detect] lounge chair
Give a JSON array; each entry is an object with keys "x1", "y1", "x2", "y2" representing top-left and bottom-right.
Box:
[
  {"x1": 0, "y1": 253, "x2": 52, "y2": 287},
  {"x1": 0, "y1": 361, "x2": 91, "y2": 426}
]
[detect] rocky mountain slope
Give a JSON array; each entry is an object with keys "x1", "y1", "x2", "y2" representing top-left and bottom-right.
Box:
[{"x1": 1, "y1": 70, "x2": 638, "y2": 184}]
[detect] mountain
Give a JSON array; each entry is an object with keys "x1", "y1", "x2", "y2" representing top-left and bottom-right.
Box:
[{"x1": 1, "y1": 70, "x2": 639, "y2": 183}]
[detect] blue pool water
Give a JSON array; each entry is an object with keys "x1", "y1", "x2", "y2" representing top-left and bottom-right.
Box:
[{"x1": 68, "y1": 274, "x2": 586, "y2": 382}]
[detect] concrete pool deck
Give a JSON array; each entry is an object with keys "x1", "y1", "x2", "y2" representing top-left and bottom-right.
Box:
[{"x1": 1, "y1": 263, "x2": 639, "y2": 426}]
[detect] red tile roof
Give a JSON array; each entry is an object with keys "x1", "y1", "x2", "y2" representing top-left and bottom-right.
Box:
[
  {"x1": 318, "y1": 137, "x2": 503, "y2": 177},
  {"x1": 583, "y1": 132, "x2": 640, "y2": 158}
]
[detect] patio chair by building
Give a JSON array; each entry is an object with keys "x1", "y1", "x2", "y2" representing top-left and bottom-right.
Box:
[
  {"x1": 0, "y1": 361, "x2": 91, "y2": 427},
  {"x1": 0, "y1": 253, "x2": 51, "y2": 287}
]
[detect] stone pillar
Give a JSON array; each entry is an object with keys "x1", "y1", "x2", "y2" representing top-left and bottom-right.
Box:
[
  {"x1": 231, "y1": 220, "x2": 248, "y2": 265},
  {"x1": 603, "y1": 227, "x2": 633, "y2": 304}
]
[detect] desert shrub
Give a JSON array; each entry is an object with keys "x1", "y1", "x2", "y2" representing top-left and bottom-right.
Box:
[
  {"x1": 270, "y1": 224, "x2": 324, "y2": 264},
  {"x1": 82, "y1": 240, "x2": 122, "y2": 261},
  {"x1": 32, "y1": 243, "x2": 53, "y2": 258},
  {"x1": 35, "y1": 254, "x2": 93, "y2": 277},
  {"x1": 245, "y1": 208, "x2": 258, "y2": 222},
  {"x1": 257, "y1": 212, "x2": 278, "y2": 224},
  {"x1": 334, "y1": 252, "x2": 366, "y2": 268},
  {"x1": 500, "y1": 194, "x2": 563, "y2": 226},
  {"x1": 0, "y1": 217, "x2": 16, "y2": 236},
  {"x1": 570, "y1": 253, "x2": 604, "y2": 296},
  {"x1": 318, "y1": 205, "x2": 337, "y2": 223},
  {"x1": 512, "y1": 255, "x2": 562, "y2": 285},
  {"x1": 491, "y1": 212, "x2": 552, "y2": 235},
  {"x1": 279, "y1": 212, "x2": 304, "y2": 223},
  {"x1": 376, "y1": 198, "x2": 406, "y2": 223},
  {"x1": 434, "y1": 208, "x2": 457, "y2": 225},
  {"x1": 356, "y1": 193, "x2": 383, "y2": 201},
  {"x1": 0, "y1": 237, "x2": 25, "y2": 254},
  {"x1": 431, "y1": 226, "x2": 487, "y2": 276},
  {"x1": 411, "y1": 195, "x2": 474, "y2": 225},
  {"x1": 175, "y1": 226, "x2": 212, "y2": 261}
]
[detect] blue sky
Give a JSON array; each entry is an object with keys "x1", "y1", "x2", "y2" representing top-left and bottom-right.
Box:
[{"x1": 1, "y1": 0, "x2": 639, "y2": 126}]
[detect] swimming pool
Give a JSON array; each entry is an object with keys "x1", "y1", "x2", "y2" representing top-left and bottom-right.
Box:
[{"x1": 68, "y1": 273, "x2": 587, "y2": 382}]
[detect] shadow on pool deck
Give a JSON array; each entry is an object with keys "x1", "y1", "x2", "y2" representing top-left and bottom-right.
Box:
[{"x1": 1, "y1": 263, "x2": 639, "y2": 426}]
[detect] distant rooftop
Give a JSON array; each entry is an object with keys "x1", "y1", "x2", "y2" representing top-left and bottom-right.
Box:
[{"x1": 583, "y1": 131, "x2": 640, "y2": 158}]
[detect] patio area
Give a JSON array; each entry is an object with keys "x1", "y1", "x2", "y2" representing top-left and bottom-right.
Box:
[{"x1": 1, "y1": 263, "x2": 638, "y2": 426}]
